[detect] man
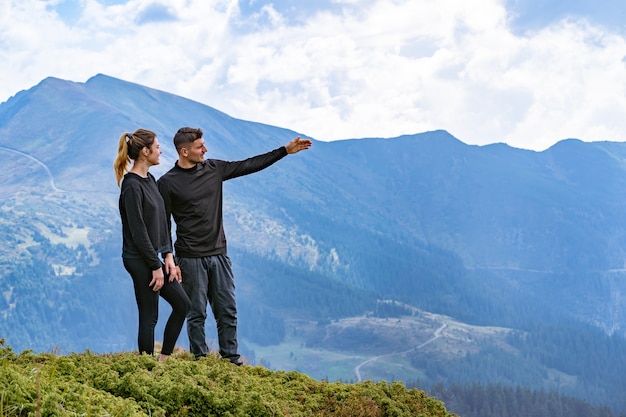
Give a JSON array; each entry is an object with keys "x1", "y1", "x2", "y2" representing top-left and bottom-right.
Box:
[{"x1": 157, "y1": 127, "x2": 312, "y2": 364}]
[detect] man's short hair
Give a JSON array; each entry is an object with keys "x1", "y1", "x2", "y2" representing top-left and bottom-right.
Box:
[{"x1": 173, "y1": 127, "x2": 203, "y2": 151}]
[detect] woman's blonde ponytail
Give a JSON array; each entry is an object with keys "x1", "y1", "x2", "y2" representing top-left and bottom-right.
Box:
[
  {"x1": 113, "y1": 129, "x2": 156, "y2": 187},
  {"x1": 113, "y1": 132, "x2": 130, "y2": 187}
]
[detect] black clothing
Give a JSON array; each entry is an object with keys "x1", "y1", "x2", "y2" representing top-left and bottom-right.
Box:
[
  {"x1": 123, "y1": 258, "x2": 190, "y2": 355},
  {"x1": 157, "y1": 146, "x2": 288, "y2": 362},
  {"x1": 157, "y1": 146, "x2": 287, "y2": 258},
  {"x1": 118, "y1": 171, "x2": 190, "y2": 356},
  {"x1": 119, "y1": 172, "x2": 172, "y2": 270}
]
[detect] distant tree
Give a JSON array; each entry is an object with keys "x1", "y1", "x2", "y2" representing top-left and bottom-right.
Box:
[{"x1": 427, "y1": 382, "x2": 619, "y2": 417}]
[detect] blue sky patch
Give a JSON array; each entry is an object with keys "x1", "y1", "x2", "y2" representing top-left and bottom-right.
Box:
[{"x1": 135, "y1": 3, "x2": 177, "y2": 25}]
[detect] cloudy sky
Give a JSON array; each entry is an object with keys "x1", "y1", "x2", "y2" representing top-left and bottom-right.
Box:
[{"x1": 2, "y1": 0, "x2": 626, "y2": 150}]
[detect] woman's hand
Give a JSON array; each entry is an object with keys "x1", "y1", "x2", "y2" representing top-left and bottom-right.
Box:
[{"x1": 149, "y1": 268, "x2": 165, "y2": 291}]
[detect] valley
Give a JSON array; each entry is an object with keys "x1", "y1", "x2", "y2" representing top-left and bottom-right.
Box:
[{"x1": 249, "y1": 310, "x2": 513, "y2": 383}]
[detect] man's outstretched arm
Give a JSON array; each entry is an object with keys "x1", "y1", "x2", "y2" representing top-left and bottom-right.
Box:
[
  {"x1": 285, "y1": 136, "x2": 312, "y2": 154},
  {"x1": 222, "y1": 136, "x2": 313, "y2": 180}
]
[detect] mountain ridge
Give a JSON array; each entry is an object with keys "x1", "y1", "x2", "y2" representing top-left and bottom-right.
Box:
[{"x1": 2, "y1": 74, "x2": 626, "y2": 413}]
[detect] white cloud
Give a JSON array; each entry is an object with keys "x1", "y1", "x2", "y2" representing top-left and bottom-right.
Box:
[{"x1": 2, "y1": 0, "x2": 626, "y2": 151}]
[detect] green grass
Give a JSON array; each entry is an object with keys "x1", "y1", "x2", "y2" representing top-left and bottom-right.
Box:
[{"x1": 0, "y1": 339, "x2": 456, "y2": 417}]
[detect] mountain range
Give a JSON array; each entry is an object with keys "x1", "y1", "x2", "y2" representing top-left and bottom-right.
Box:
[{"x1": 1, "y1": 74, "x2": 626, "y2": 413}]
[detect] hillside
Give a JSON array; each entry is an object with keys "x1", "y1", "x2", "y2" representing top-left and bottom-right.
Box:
[
  {"x1": 1, "y1": 74, "x2": 626, "y2": 413},
  {"x1": 2, "y1": 339, "x2": 619, "y2": 417},
  {"x1": 0, "y1": 340, "x2": 454, "y2": 417}
]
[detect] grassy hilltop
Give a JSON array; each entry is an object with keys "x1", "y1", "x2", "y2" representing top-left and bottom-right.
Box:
[{"x1": 0, "y1": 340, "x2": 455, "y2": 417}]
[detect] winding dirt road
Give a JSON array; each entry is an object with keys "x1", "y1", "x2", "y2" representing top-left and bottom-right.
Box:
[
  {"x1": 354, "y1": 322, "x2": 447, "y2": 382},
  {"x1": 0, "y1": 146, "x2": 63, "y2": 192}
]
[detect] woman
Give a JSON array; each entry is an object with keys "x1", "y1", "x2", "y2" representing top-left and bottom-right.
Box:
[{"x1": 114, "y1": 128, "x2": 190, "y2": 361}]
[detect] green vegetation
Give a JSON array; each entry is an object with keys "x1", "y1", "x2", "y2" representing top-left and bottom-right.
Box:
[
  {"x1": 428, "y1": 383, "x2": 620, "y2": 417},
  {"x1": 409, "y1": 319, "x2": 626, "y2": 414},
  {"x1": 0, "y1": 340, "x2": 456, "y2": 417}
]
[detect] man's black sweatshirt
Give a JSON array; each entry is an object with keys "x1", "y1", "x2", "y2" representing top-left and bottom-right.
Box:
[{"x1": 157, "y1": 146, "x2": 288, "y2": 258}]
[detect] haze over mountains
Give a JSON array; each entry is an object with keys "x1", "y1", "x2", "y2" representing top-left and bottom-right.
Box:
[{"x1": 1, "y1": 74, "x2": 626, "y2": 413}]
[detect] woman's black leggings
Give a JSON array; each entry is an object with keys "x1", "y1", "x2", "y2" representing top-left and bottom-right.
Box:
[{"x1": 123, "y1": 257, "x2": 191, "y2": 356}]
